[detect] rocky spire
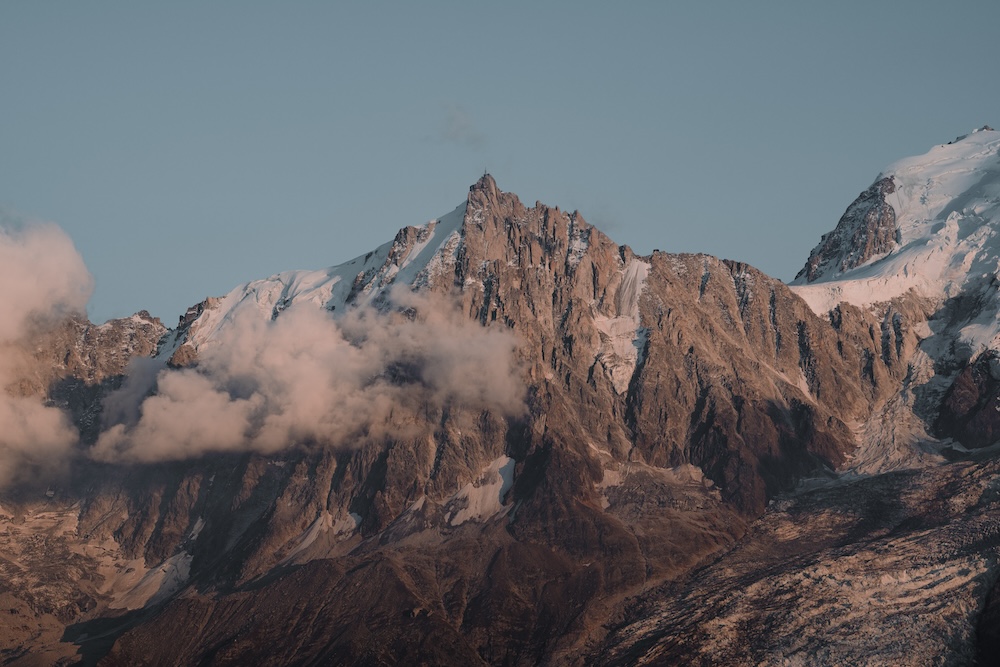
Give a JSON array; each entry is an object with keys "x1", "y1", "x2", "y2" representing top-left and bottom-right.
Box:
[{"x1": 469, "y1": 172, "x2": 499, "y2": 200}]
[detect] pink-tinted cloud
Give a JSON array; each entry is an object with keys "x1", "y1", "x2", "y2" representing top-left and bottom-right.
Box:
[
  {"x1": 94, "y1": 288, "x2": 525, "y2": 463},
  {"x1": 0, "y1": 218, "x2": 92, "y2": 486}
]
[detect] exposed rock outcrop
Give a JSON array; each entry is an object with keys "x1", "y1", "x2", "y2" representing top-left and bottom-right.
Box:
[
  {"x1": 13, "y1": 312, "x2": 168, "y2": 445},
  {"x1": 796, "y1": 176, "x2": 897, "y2": 282}
]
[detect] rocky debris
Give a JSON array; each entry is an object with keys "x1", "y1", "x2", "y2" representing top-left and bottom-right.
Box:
[
  {"x1": 596, "y1": 456, "x2": 1000, "y2": 666},
  {"x1": 0, "y1": 502, "x2": 144, "y2": 666},
  {"x1": 797, "y1": 176, "x2": 898, "y2": 282}
]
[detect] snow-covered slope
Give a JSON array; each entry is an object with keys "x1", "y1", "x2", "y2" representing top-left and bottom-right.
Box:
[
  {"x1": 788, "y1": 127, "x2": 1000, "y2": 472},
  {"x1": 792, "y1": 126, "x2": 1000, "y2": 353},
  {"x1": 186, "y1": 203, "x2": 466, "y2": 350}
]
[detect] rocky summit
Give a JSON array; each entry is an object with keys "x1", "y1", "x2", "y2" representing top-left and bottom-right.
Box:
[{"x1": 3, "y1": 129, "x2": 1000, "y2": 665}]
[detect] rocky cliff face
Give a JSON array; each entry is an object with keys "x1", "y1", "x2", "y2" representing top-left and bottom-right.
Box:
[
  {"x1": 0, "y1": 312, "x2": 166, "y2": 665},
  {"x1": 796, "y1": 176, "x2": 898, "y2": 283},
  {"x1": 4, "y1": 130, "x2": 1000, "y2": 665}
]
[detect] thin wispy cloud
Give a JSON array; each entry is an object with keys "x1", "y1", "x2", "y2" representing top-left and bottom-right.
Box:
[{"x1": 438, "y1": 104, "x2": 486, "y2": 149}]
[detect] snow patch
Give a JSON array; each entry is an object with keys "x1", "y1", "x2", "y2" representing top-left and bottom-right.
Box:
[
  {"x1": 187, "y1": 203, "x2": 468, "y2": 349},
  {"x1": 593, "y1": 258, "x2": 651, "y2": 393},
  {"x1": 449, "y1": 456, "x2": 515, "y2": 526},
  {"x1": 396, "y1": 204, "x2": 465, "y2": 287},
  {"x1": 791, "y1": 130, "x2": 1000, "y2": 325},
  {"x1": 334, "y1": 512, "x2": 363, "y2": 535},
  {"x1": 407, "y1": 496, "x2": 426, "y2": 513},
  {"x1": 187, "y1": 517, "x2": 205, "y2": 541},
  {"x1": 115, "y1": 552, "x2": 192, "y2": 610},
  {"x1": 567, "y1": 219, "x2": 590, "y2": 268},
  {"x1": 285, "y1": 513, "x2": 331, "y2": 561},
  {"x1": 281, "y1": 511, "x2": 361, "y2": 564}
]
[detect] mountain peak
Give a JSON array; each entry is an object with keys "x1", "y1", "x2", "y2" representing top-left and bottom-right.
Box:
[
  {"x1": 794, "y1": 176, "x2": 898, "y2": 283},
  {"x1": 792, "y1": 128, "x2": 1000, "y2": 351},
  {"x1": 949, "y1": 124, "x2": 996, "y2": 144},
  {"x1": 470, "y1": 172, "x2": 499, "y2": 198}
]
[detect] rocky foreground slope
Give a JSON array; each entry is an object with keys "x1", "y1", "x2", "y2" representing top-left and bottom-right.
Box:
[{"x1": 3, "y1": 128, "x2": 1000, "y2": 665}]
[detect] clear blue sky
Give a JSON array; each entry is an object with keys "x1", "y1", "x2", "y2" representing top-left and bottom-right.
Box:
[{"x1": 2, "y1": 1, "x2": 998, "y2": 324}]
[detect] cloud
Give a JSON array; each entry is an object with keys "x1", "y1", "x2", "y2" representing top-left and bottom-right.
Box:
[
  {"x1": 0, "y1": 218, "x2": 93, "y2": 487},
  {"x1": 586, "y1": 210, "x2": 620, "y2": 234},
  {"x1": 438, "y1": 104, "x2": 486, "y2": 148},
  {"x1": 0, "y1": 393, "x2": 81, "y2": 487},
  {"x1": 0, "y1": 218, "x2": 93, "y2": 340},
  {"x1": 98, "y1": 356, "x2": 163, "y2": 428},
  {"x1": 0, "y1": 215, "x2": 524, "y2": 479},
  {"x1": 93, "y1": 288, "x2": 526, "y2": 463}
]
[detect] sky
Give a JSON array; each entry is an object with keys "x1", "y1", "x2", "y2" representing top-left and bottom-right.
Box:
[{"x1": 2, "y1": 1, "x2": 999, "y2": 325}]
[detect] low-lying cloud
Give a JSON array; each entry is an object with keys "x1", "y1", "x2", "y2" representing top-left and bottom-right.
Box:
[
  {"x1": 0, "y1": 219, "x2": 93, "y2": 487},
  {"x1": 0, "y1": 215, "x2": 526, "y2": 475},
  {"x1": 93, "y1": 287, "x2": 526, "y2": 463}
]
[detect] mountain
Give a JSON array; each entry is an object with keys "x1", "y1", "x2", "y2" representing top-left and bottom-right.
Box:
[
  {"x1": 790, "y1": 126, "x2": 1000, "y2": 460},
  {"x1": 601, "y1": 126, "x2": 1000, "y2": 664},
  {"x1": 792, "y1": 126, "x2": 1000, "y2": 463},
  {"x1": 2, "y1": 129, "x2": 1000, "y2": 665},
  {"x1": 794, "y1": 125, "x2": 1000, "y2": 316}
]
